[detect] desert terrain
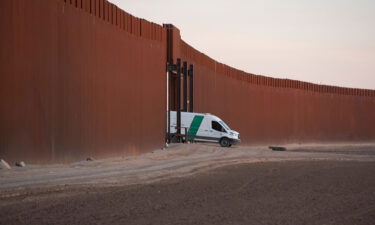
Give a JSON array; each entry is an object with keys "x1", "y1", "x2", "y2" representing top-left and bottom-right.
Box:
[{"x1": 1, "y1": 143, "x2": 375, "y2": 225}]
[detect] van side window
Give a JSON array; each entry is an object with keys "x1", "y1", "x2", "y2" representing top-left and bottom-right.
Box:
[{"x1": 212, "y1": 121, "x2": 225, "y2": 132}]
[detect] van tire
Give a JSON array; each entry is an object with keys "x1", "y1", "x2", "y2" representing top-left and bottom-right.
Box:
[{"x1": 220, "y1": 138, "x2": 230, "y2": 147}]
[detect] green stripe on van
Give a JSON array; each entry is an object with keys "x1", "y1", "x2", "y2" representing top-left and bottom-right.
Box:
[{"x1": 187, "y1": 115, "x2": 204, "y2": 141}]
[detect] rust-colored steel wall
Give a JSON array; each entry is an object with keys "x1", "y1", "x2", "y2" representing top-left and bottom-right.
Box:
[
  {"x1": 179, "y1": 40, "x2": 375, "y2": 145},
  {"x1": 1, "y1": 1, "x2": 375, "y2": 164},
  {"x1": 0, "y1": 0, "x2": 167, "y2": 163}
]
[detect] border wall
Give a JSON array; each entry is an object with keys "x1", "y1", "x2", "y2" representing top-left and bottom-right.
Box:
[
  {"x1": 178, "y1": 40, "x2": 375, "y2": 144},
  {"x1": 1, "y1": 0, "x2": 374, "y2": 163},
  {"x1": 0, "y1": 0, "x2": 166, "y2": 162}
]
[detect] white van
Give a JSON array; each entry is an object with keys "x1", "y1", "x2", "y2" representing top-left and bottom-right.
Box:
[{"x1": 168, "y1": 111, "x2": 241, "y2": 147}]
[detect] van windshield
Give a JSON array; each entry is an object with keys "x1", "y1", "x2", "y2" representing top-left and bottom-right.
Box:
[{"x1": 219, "y1": 120, "x2": 230, "y2": 131}]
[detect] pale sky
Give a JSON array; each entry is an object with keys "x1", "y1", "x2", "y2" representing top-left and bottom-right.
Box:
[{"x1": 109, "y1": 0, "x2": 375, "y2": 89}]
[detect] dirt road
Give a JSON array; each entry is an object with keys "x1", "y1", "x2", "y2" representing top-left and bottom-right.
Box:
[{"x1": 1, "y1": 143, "x2": 375, "y2": 224}]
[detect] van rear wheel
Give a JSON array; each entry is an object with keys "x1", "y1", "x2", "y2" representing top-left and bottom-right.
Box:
[{"x1": 219, "y1": 138, "x2": 230, "y2": 147}]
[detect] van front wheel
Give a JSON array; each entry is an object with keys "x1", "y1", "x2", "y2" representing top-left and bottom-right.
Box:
[{"x1": 219, "y1": 138, "x2": 231, "y2": 147}]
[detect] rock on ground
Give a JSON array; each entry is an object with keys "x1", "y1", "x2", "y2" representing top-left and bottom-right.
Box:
[{"x1": 15, "y1": 161, "x2": 26, "y2": 167}]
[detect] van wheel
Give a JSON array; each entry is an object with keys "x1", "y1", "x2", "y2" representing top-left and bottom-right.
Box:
[{"x1": 220, "y1": 138, "x2": 230, "y2": 147}]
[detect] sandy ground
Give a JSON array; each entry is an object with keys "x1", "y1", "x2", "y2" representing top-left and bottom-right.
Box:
[{"x1": 1, "y1": 143, "x2": 375, "y2": 224}]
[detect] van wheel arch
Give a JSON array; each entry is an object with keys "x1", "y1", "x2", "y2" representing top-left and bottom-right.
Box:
[{"x1": 219, "y1": 137, "x2": 231, "y2": 147}]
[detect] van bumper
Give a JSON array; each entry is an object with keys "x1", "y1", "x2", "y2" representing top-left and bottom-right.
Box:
[{"x1": 230, "y1": 138, "x2": 241, "y2": 145}]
